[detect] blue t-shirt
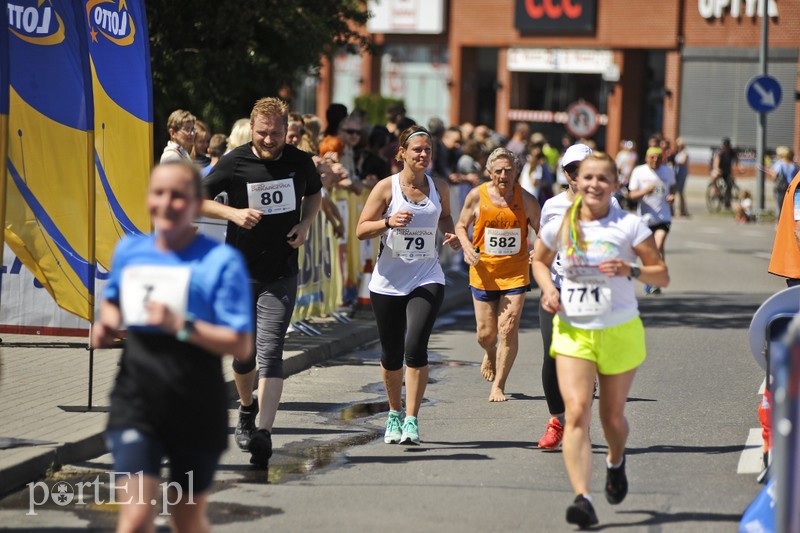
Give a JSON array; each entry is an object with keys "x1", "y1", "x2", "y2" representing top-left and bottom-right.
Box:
[
  {"x1": 105, "y1": 233, "x2": 252, "y2": 333},
  {"x1": 773, "y1": 161, "x2": 800, "y2": 187},
  {"x1": 105, "y1": 233, "x2": 252, "y2": 451}
]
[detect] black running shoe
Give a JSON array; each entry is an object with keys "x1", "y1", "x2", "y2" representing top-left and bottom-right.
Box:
[
  {"x1": 248, "y1": 428, "x2": 272, "y2": 468},
  {"x1": 234, "y1": 399, "x2": 258, "y2": 451},
  {"x1": 605, "y1": 455, "x2": 628, "y2": 505},
  {"x1": 566, "y1": 495, "x2": 598, "y2": 529}
]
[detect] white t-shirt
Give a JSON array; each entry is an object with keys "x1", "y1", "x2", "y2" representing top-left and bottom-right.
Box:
[
  {"x1": 539, "y1": 192, "x2": 621, "y2": 288},
  {"x1": 629, "y1": 164, "x2": 676, "y2": 226},
  {"x1": 540, "y1": 207, "x2": 652, "y2": 329}
]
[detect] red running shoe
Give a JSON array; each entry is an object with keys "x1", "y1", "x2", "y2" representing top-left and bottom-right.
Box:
[{"x1": 537, "y1": 417, "x2": 564, "y2": 450}]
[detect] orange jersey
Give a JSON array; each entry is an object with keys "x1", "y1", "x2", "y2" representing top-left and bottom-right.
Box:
[
  {"x1": 470, "y1": 183, "x2": 530, "y2": 290},
  {"x1": 769, "y1": 171, "x2": 800, "y2": 279}
]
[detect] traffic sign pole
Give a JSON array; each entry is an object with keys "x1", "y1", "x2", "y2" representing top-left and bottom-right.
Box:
[{"x1": 756, "y1": 0, "x2": 768, "y2": 213}]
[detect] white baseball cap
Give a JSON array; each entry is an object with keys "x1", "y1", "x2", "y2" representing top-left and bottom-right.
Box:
[{"x1": 561, "y1": 144, "x2": 593, "y2": 167}]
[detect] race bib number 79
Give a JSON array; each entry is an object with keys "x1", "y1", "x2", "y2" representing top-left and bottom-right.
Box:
[{"x1": 392, "y1": 227, "x2": 436, "y2": 260}]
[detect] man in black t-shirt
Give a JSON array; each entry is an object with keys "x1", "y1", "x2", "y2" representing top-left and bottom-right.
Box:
[
  {"x1": 202, "y1": 97, "x2": 322, "y2": 467},
  {"x1": 711, "y1": 137, "x2": 742, "y2": 209}
]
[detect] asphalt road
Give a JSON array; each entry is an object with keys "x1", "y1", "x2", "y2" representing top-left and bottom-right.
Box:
[{"x1": 0, "y1": 193, "x2": 783, "y2": 532}]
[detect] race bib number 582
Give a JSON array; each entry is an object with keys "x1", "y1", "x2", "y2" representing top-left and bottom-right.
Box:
[{"x1": 484, "y1": 227, "x2": 521, "y2": 255}]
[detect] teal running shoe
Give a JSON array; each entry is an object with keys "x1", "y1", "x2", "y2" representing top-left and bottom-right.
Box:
[
  {"x1": 400, "y1": 416, "x2": 420, "y2": 445},
  {"x1": 384, "y1": 410, "x2": 403, "y2": 444}
]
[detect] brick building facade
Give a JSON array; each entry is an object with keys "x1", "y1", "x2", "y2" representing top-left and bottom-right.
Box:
[{"x1": 315, "y1": 0, "x2": 799, "y2": 168}]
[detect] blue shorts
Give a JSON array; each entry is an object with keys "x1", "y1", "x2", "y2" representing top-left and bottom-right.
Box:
[
  {"x1": 470, "y1": 285, "x2": 530, "y2": 302},
  {"x1": 105, "y1": 429, "x2": 220, "y2": 494}
]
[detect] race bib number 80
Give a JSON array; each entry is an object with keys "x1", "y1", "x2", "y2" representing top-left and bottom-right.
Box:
[
  {"x1": 247, "y1": 178, "x2": 296, "y2": 214},
  {"x1": 120, "y1": 266, "x2": 191, "y2": 327},
  {"x1": 392, "y1": 227, "x2": 436, "y2": 260}
]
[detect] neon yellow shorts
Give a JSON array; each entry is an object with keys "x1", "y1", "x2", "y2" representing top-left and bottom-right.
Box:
[{"x1": 550, "y1": 315, "x2": 647, "y2": 375}]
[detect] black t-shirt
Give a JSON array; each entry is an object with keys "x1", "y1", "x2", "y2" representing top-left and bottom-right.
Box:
[
  {"x1": 203, "y1": 143, "x2": 322, "y2": 282},
  {"x1": 108, "y1": 331, "x2": 228, "y2": 451}
]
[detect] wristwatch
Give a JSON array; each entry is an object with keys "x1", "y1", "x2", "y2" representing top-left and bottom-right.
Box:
[
  {"x1": 629, "y1": 264, "x2": 641, "y2": 278},
  {"x1": 176, "y1": 317, "x2": 195, "y2": 342},
  {"x1": 384, "y1": 215, "x2": 392, "y2": 229}
]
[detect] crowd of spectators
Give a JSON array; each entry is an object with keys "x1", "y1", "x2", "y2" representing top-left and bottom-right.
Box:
[{"x1": 165, "y1": 102, "x2": 697, "y2": 307}]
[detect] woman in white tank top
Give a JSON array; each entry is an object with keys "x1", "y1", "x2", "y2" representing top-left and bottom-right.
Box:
[{"x1": 356, "y1": 125, "x2": 461, "y2": 446}]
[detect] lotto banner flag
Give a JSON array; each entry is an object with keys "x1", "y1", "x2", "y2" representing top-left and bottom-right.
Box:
[
  {"x1": 6, "y1": 0, "x2": 96, "y2": 320},
  {"x1": 85, "y1": 0, "x2": 152, "y2": 268}
]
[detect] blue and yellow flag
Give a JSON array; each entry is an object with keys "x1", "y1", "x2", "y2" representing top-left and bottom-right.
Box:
[
  {"x1": 0, "y1": 2, "x2": 9, "y2": 277},
  {"x1": 85, "y1": 0, "x2": 151, "y2": 268},
  {"x1": 6, "y1": 1, "x2": 96, "y2": 320}
]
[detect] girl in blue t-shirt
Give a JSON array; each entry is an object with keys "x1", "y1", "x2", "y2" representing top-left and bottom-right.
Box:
[{"x1": 92, "y1": 161, "x2": 253, "y2": 533}]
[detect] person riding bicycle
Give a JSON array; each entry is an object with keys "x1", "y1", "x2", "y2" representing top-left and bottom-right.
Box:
[{"x1": 710, "y1": 138, "x2": 743, "y2": 209}]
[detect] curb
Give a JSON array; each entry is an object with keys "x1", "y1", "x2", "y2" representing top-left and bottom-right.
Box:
[{"x1": 0, "y1": 272, "x2": 472, "y2": 498}]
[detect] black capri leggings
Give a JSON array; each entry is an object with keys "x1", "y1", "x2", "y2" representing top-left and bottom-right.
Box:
[
  {"x1": 370, "y1": 283, "x2": 445, "y2": 371},
  {"x1": 539, "y1": 295, "x2": 565, "y2": 415}
]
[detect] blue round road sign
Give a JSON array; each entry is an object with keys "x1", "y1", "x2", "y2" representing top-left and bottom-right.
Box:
[{"x1": 746, "y1": 75, "x2": 782, "y2": 113}]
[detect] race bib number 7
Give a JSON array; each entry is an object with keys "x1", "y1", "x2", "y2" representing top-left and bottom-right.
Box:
[
  {"x1": 392, "y1": 227, "x2": 436, "y2": 260},
  {"x1": 247, "y1": 178, "x2": 296, "y2": 214},
  {"x1": 120, "y1": 266, "x2": 191, "y2": 327}
]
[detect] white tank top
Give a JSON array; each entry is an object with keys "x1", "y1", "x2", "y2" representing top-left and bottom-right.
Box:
[{"x1": 369, "y1": 174, "x2": 445, "y2": 296}]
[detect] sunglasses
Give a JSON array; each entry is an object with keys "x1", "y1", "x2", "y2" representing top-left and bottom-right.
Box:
[
  {"x1": 341, "y1": 128, "x2": 361, "y2": 136},
  {"x1": 563, "y1": 163, "x2": 578, "y2": 174}
]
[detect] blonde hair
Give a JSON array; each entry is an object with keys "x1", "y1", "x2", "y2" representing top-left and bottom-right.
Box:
[
  {"x1": 558, "y1": 152, "x2": 618, "y2": 259},
  {"x1": 167, "y1": 109, "x2": 196, "y2": 132},
  {"x1": 776, "y1": 146, "x2": 793, "y2": 161},
  {"x1": 298, "y1": 114, "x2": 322, "y2": 154},
  {"x1": 250, "y1": 97, "x2": 289, "y2": 126},
  {"x1": 227, "y1": 118, "x2": 251, "y2": 150}
]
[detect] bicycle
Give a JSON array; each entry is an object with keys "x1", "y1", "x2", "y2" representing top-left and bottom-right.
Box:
[{"x1": 706, "y1": 176, "x2": 740, "y2": 213}]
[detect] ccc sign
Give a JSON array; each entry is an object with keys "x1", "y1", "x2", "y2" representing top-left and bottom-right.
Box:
[
  {"x1": 524, "y1": 0, "x2": 583, "y2": 19},
  {"x1": 515, "y1": 0, "x2": 596, "y2": 32}
]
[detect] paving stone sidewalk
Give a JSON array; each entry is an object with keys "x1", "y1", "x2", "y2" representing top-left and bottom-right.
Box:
[{"x1": 0, "y1": 271, "x2": 472, "y2": 497}]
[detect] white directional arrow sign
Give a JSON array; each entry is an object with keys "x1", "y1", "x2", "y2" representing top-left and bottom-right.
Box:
[{"x1": 746, "y1": 75, "x2": 782, "y2": 114}]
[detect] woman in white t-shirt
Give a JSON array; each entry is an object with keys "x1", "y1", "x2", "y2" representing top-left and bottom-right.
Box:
[{"x1": 531, "y1": 152, "x2": 669, "y2": 529}]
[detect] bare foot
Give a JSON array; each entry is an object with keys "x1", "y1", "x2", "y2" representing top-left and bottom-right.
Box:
[
  {"x1": 489, "y1": 387, "x2": 508, "y2": 402},
  {"x1": 481, "y1": 354, "x2": 496, "y2": 382}
]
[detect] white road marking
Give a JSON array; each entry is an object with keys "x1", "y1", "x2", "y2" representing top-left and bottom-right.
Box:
[
  {"x1": 759, "y1": 378, "x2": 766, "y2": 395},
  {"x1": 685, "y1": 241, "x2": 724, "y2": 251},
  {"x1": 737, "y1": 428, "x2": 765, "y2": 474}
]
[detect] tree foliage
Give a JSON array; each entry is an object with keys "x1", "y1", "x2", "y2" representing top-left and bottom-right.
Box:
[{"x1": 145, "y1": 0, "x2": 371, "y2": 146}]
